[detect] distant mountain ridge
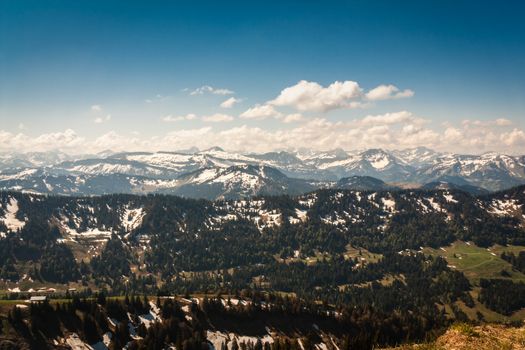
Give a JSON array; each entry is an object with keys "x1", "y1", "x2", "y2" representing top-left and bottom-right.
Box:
[
  {"x1": 170, "y1": 164, "x2": 319, "y2": 200},
  {"x1": 0, "y1": 147, "x2": 524, "y2": 198},
  {"x1": 336, "y1": 175, "x2": 395, "y2": 191}
]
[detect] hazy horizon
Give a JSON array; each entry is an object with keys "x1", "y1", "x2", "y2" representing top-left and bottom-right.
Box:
[{"x1": 1, "y1": 145, "x2": 524, "y2": 158}]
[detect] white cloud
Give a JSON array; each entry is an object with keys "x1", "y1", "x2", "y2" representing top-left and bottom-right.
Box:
[
  {"x1": 94, "y1": 114, "x2": 111, "y2": 124},
  {"x1": 91, "y1": 105, "x2": 110, "y2": 124},
  {"x1": 145, "y1": 94, "x2": 170, "y2": 103},
  {"x1": 33, "y1": 129, "x2": 84, "y2": 149},
  {"x1": 495, "y1": 118, "x2": 513, "y2": 126},
  {"x1": 0, "y1": 129, "x2": 85, "y2": 153},
  {"x1": 282, "y1": 113, "x2": 304, "y2": 123},
  {"x1": 269, "y1": 80, "x2": 363, "y2": 112},
  {"x1": 0, "y1": 115, "x2": 522, "y2": 155},
  {"x1": 162, "y1": 113, "x2": 197, "y2": 122},
  {"x1": 240, "y1": 104, "x2": 281, "y2": 120},
  {"x1": 92, "y1": 131, "x2": 150, "y2": 152},
  {"x1": 190, "y1": 85, "x2": 234, "y2": 96},
  {"x1": 462, "y1": 118, "x2": 514, "y2": 127},
  {"x1": 18, "y1": 123, "x2": 25, "y2": 130},
  {"x1": 148, "y1": 114, "x2": 519, "y2": 154},
  {"x1": 359, "y1": 111, "x2": 424, "y2": 126},
  {"x1": 220, "y1": 97, "x2": 241, "y2": 108},
  {"x1": 162, "y1": 113, "x2": 232, "y2": 123},
  {"x1": 202, "y1": 113, "x2": 234, "y2": 122},
  {"x1": 365, "y1": 84, "x2": 414, "y2": 101},
  {"x1": 443, "y1": 127, "x2": 463, "y2": 142},
  {"x1": 501, "y1": 128, "x2": 525, "y2": 147}
]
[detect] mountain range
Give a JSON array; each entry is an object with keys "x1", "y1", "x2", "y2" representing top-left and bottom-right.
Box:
[{"x1": 0, "y1": 147, "x2": 523, "y2": 199}]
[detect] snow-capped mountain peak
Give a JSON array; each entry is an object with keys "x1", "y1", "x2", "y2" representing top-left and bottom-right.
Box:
[
  {"x1": 360, "y1": 149, "x2": 395, "y2": 169},
  {"x1": 1, "y1": 148, "x2": 525, "y2": 196}
]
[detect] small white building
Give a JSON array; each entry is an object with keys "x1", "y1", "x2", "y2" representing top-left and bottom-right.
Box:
[{"x1": 30, "y1": 295, "x2": 47, "y2": 303}]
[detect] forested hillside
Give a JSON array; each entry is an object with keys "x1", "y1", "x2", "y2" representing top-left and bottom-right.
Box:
[
  {"x1": 1, "y1": 187, "x2": 524, "y2": 288},
  {"x1": 1, "y1": 187, "x2": 525, "y2": 348}
]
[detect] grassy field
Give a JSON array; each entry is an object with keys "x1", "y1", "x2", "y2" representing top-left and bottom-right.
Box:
[
  {"x1": 344, "y1": 245, "x2": 383, "y2": 264},
  {"x1": 423, "y1": 241, "x2": 525, "y2": 284},
  {"x1": 384, "y1": 323, "x2": 525, "y2": 350},
  {"x1": 423, "y1": 241, "x2": 525, "y2": 322},
  {"x1": 275, "y1": 245, "x2": 383, "y2": 266}
]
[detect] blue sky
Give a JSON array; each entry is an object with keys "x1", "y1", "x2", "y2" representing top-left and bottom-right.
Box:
[{"x1": 1, "y1": 1, "x2": 524, "y2": 154}]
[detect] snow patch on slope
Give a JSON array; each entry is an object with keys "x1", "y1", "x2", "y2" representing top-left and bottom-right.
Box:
[
  {"x1": 443, "y1": 192, "x2": 458, "y2": 203},
  {"x1": 369, "y1": 155, "x2": 390, "y2": 169},
  {"x1": 426, "y1": 197, "x2": 441, "y2": 211},
  {"x1": 0, "y1": 197, "x2": 26, "y2": 232},
  {"x1": 121, "y1": 207, "x2": 145, "y2": 232},
  {"x1": 207, "y1": 331, "x2": 274, "y2": 350},
  {"x1": 59, "y1": 215, "x2": 112, "y2": 239},
  {"x1": 489, "y1": 199, "x2": 522, "y2": 216},
  {"x1": 381, "y1": 197, "x2": 396, "y2": 213}
]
